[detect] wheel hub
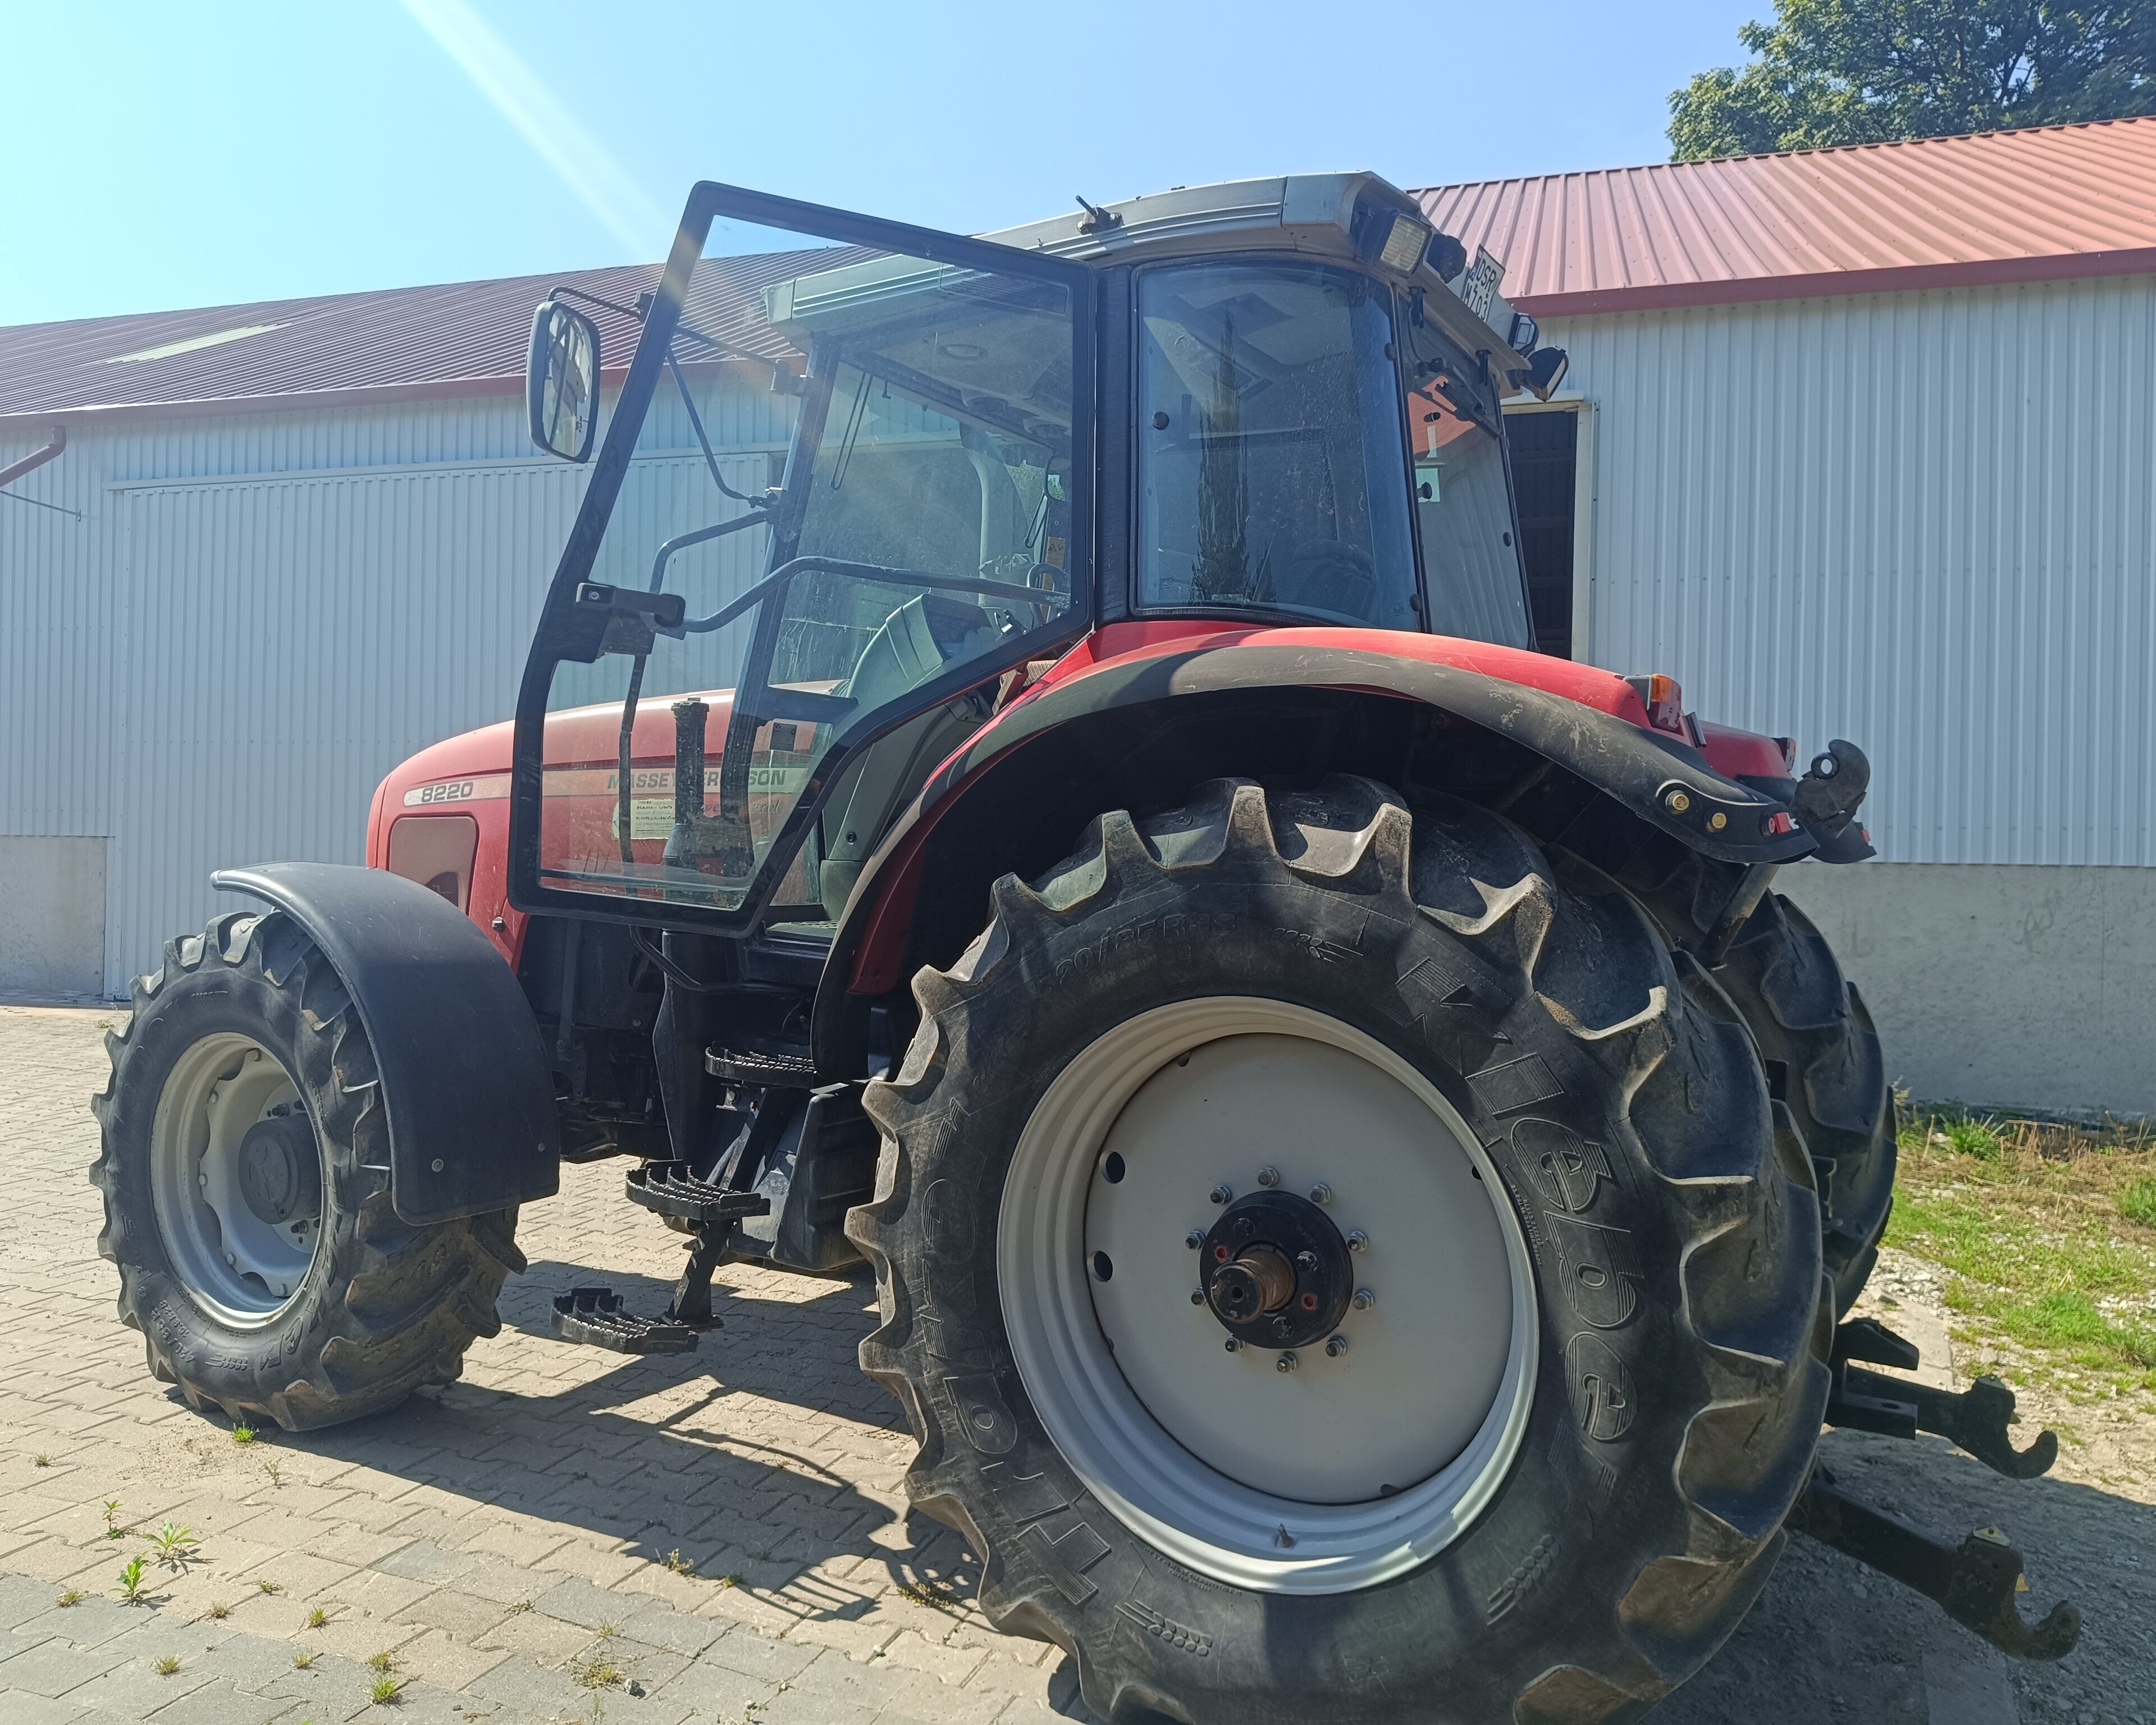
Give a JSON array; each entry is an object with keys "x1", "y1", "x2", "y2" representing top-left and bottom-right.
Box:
[
  {"x1": 1201, "y1": 1192, "x2": 1350, "y2": 1348},
  {"x1": 237, "y1": 1109, "x2": 323, "y2": 1227}
]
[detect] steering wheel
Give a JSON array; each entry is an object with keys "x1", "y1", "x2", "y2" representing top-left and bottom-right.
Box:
[{"x1": 1269, "y1": 537, "x2": 1379, "y2": 618}]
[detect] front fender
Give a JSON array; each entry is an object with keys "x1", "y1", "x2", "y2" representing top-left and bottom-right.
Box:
[
  {"x1": 212, "y1": 862, "x2": 561, "y2": 1225},
  {"x1": 811, "y1": 644, "x2": 1815, "y2": 1073}
]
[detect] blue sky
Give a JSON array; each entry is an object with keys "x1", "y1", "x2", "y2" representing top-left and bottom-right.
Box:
[{"x1": 0, "y1": 1, "x2": 1764, "y2": 327}]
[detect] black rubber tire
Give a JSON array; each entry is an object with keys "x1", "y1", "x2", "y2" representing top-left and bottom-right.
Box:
[
  {"x1": 1712, "y1": 892, "x2": 1896, "y2": 1316},
  {"x1": 91, "y1": 909, "x2": 525, "y2": 1432},
  {"x1": 847, "y1": 776, "x2": 1830, "y2": 1725}
]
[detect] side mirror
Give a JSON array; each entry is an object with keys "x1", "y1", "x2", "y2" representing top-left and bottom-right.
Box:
[{"x1": 527, "y1": 298, "x2": 600, "y2": 462}]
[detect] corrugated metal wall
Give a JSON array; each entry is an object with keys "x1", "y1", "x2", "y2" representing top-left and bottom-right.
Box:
[
  {"x1": 0, "y1": 380, "x2": 789, "y2": 993},
  {"x1": 8, "y1": 272, "x2": 2153, "y2": 989},
  {"x1": 1549, "y1": 271, "x2": 2156, "y2": 868}
]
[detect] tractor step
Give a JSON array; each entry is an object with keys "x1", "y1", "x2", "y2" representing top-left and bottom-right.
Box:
[
  {"x1": 1824, "y1": 1316, "x2": 2057, "y2": 1478},
  {"x1": 550, "y1": 1287, "x2": 698, "y2": 1354},
  {"x1": 626, "y1": 1161, "x2": 774, "y2": 1226},
  {"x1": 1789, "y1": 1468, "x2": 2079, "y2": 1660},
  {"x1": 705, "y1": 1046, "x2": 821, "y2": 1087}
]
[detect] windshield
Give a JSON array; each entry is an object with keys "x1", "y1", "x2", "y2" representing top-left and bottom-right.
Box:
[
  {"x1": 535, "y1": 216, "x2": 1081, "y2": 923},
  {"x1": 1400, "y1": 305, "x2": 1533, "y2": 648},
  {"x1": 1136, "y1": 261, "x2": 1419, "y2": 629}
]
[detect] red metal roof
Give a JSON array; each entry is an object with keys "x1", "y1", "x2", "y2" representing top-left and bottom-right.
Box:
[
  {"x1": 1415, "y1": 116, "x2": 2156, "y2": 317},
  {"x1": 0, "y1": 250, "x2": 826, "y2": 428}
]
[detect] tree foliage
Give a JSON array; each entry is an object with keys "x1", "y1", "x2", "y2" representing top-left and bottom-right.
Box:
[{"x1": 1669, "y1": 1, "x2": 2156, "y2": 160}]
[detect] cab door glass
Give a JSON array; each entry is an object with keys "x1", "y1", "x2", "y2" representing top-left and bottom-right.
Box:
[
  {"x1": 535, "y1": 219, "x2": 1080, "y2": 923},
  {"x1": 1400, "y1": 314, "x2": 1534, "y2": 648}
]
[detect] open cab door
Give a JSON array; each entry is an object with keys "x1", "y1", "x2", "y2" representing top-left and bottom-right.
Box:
[{"x1": 508, "y1": 184, "x2": 1094, "y2": 938}]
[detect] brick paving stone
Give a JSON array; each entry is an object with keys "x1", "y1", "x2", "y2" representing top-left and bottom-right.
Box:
[
  {"x1": 144, "y1": 1676, "x2": 288, "y2": 1724},
  {"x1": 645, "y1": 1650, "x2": 780, "y2": 1719},
  {"x1": 0, "y1": 1008, "x2": 1089, "y2": 1725},
  {"x1": 387, "y1": 1625, "x2": 511, "y2": 1692},
  {"x1": 0, "y1": 1636, "x2": 125, "y2": 1696},
  {"x1": 54, "y1": 1654, "x2": 216, "y2": 1718},
  {"x1": 468, "y1": 1650, "x2": 591, "y2": 1717},
  {"x1": 0, "y1": 1692, "x2": 90, "y2": 1724}
]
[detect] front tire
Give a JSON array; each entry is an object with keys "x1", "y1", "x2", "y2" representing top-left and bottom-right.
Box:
[
  {"x1": 848, "y1": 777, "x2": 1829, "y2": 1724},
  {"x1": 92, "y1": 910, "x2": 524, "y2": 1431}
]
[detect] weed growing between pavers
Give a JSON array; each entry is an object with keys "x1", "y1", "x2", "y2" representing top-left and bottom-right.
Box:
[
  {"x1": 118, "y1": 1555, "x2": 148, "y2": 1602},
  {"x1": 148, "y1": 1520, "x2": 199, "y2": 1566},
  {"x1": 153, "y1": 1654, "x2": 180, "y2": 1674},
  {"x1": 370, "y1": 1672, "x2": 404, "y2": 1704},
  {"x1": 294, "y1": 1650, "x2": 315, "y2": 1669},
  {"x1": 56, "y1": 1588, "x2": 81, "y2": 1607}
]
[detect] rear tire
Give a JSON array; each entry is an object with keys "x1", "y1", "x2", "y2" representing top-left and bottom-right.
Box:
[
  {"x1": 848, "y1": 777, "x2": 1829, "y2": 1724},
  {"x1": 1714, "y1": 892, "x2": 1896, "y2": 1314},
  {"x1": 92, "y1": 909, "x2": 524, "y2": 1431}
]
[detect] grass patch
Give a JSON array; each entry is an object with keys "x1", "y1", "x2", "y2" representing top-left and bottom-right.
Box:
[
  {"x1": 56, "y1": 1589, "x2": 82, "y2": 1607},
  {"x1": 1888, "y1": 1104, "x2": 2156, "y2": 1398},
  {"x1": 370, "y1": 1673, "x2": 404, "y2": 1705},
  {"x1": 205, "y1": 1600, "x2": 230, "y2": 1620},
  {"x1": 154, "y1": 1655, "x2": 180, "y2": 1675},
  {"x1": 231, "y1": 1422, "x2": 257, "y2": 1445},
  {"x1": 367, "y1": 1650, "x2": 395, "y2": 1674},
  {"x1": 294, "y1": 1650, "x2": 315, "y2": 1669},
  {"x1": 305, "y1": 1605, "x2": 330, "y2": 1628}
]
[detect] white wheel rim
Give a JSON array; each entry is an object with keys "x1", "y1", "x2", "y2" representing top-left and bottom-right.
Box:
[
  {"x1": 999, "y1": 998, "x2": 1538, "y2": 1594},
  {"x1": 149, "y1": 1034, "x2": 323, "y2": 1325}
]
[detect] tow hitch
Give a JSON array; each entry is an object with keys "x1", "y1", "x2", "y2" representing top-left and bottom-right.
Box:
[
  {"x1": 1793, "y1": 1315, "x2": 2080, "y2": 1660},
  {"x1": 1825, "y1": 1316, "x2": 2058, "y2": 1478}
]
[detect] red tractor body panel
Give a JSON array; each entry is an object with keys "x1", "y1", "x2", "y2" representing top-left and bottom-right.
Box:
[{"x1": 369, "y1": 621, "x2": 1793, "y2": 983}]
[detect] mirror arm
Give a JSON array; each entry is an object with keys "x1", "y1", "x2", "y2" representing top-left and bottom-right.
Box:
[
  {"x1": 548, "y1": 282, "x2": 646, "y2": 324},
  {"x1": 668, "y1": 352, "x2": 764, "y2": 506}
]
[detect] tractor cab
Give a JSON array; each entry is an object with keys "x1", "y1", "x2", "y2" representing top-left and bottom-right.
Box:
[{"x1": 510, "y1": 175, "x2": 1566, "y2": 943}]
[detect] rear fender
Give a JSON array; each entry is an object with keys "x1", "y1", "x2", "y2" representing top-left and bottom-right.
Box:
[
  {"x1": 810, "y1": 644, "x2": 1815, "y2": 1073},
  {"x1": 212, "y1": 862, "x2": 561, "y2": 1225}
]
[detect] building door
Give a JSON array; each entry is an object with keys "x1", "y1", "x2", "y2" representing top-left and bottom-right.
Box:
[
  {"x1": 1505, "y1": 406, "x2": 1577, "y2": 658},
  {"x1": 0, "y1": 837, "x2": 106, "y2": 1000}
]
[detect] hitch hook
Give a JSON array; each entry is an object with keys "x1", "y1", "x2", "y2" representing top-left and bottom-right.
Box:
[{"x1": 1824, "y1": 1316, "x2": 2058, "y2": 1479}]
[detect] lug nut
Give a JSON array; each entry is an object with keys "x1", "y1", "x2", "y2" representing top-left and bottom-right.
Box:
[
  {"x1": 1353, "y1": 1287, "x2": 1375, "y2": 1311},
  {"x1": 1295, "y1": 1249, "x2": 1319, "y2": 1273},
  {"x1": 1276, "y1": 1352, "x2": 1298, "y2": 1374},
  {"x1": 1209, "y1": 1184, "x2": 1233, "y2": 1206},
  {"x1": 1257, "y1": 1165, "x2": 1280, "y2": 1187},
  {"x1": 1224, "y1": 1338, "x2": 1241, "y2": 1353},
  {"x1": 1326, "y1": 1334, "x2": 1350, "y2": 1358},
  {"x1": 1186, "y1": 1229, "x2": 1204, "y2": 1249},
  {"x1": 1190, "y1": 1288, "x2": 1205, "y2": 1304},
  {"x1": 1308, "y1": 1183, "x2": 1332, "y2": 1205},
  {"x1": 1347, "y1": 1229, "x2": 1370, "y2": 1252}
]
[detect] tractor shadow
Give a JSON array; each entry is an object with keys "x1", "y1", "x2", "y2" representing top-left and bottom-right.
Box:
[
  {"x1": 258, "y1": 1253, "x2": 1052, "y2": 1664},
  {"x1": 1646, "y1": 1426, "x2": 2156, "y2": 1721}
]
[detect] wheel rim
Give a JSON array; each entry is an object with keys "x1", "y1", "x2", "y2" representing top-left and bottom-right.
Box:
[
  {"x1": 999, "y1": 998, "x2": 1538, "y2": 1594},
  {"x1": 149, "y1": 1033, "x2": 325, "y2": 1326}
]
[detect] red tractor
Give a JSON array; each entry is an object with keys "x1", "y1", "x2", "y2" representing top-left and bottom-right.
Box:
[{"x1": 93, "y1": 174, "x2": 2073, "y2": 1721}]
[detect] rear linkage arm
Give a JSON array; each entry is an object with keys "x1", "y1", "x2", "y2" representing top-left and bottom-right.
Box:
[
  {"x1": 1791, "y1": 1314, "x2": 2079, "y2": 1662},
  {"x1": 1789, "y1": 1470, "x2": 2081, "y2": 1662}
]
